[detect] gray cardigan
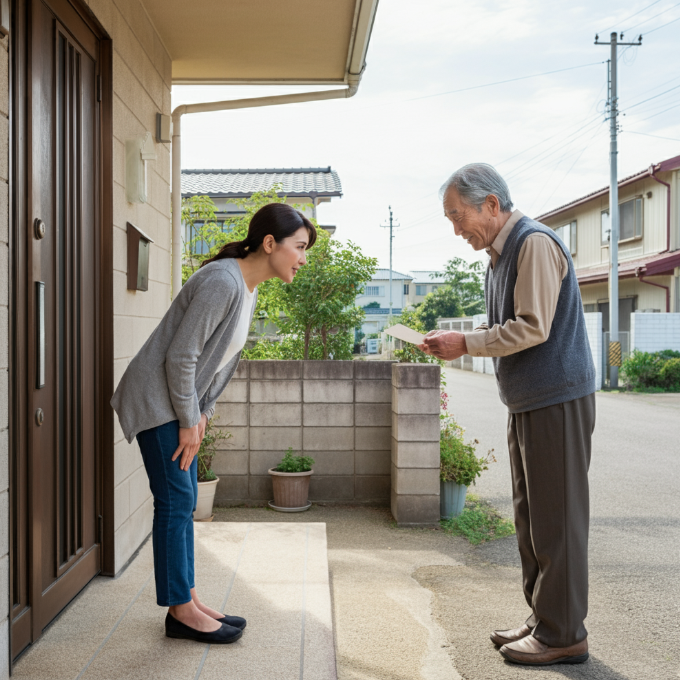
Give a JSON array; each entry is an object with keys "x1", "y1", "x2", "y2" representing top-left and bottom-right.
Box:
[{"x1": 111, "y1": 258, "x2": 257, "y2": 443}]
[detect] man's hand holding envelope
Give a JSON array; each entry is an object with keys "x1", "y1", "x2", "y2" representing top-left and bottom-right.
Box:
[
  {"x1": 418, "y1": 330, "x2": 468, "y2": 361},
  {"x1": 384, "y1": 324, "x2": 468, "y2": 361}
]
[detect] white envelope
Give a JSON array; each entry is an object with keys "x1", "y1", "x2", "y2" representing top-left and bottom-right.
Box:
[{"x1": 383, "y1": 324, "x2": 426, "y2": 345}]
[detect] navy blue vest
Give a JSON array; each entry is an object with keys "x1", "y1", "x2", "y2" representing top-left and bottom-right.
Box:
[{"x1": 485, "y1": 216, "x2": 596, "y2": 412}]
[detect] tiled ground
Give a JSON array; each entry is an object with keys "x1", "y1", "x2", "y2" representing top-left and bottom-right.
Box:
[{"x1": 14, "y1": 523, "x2": 335, "y2": 680}]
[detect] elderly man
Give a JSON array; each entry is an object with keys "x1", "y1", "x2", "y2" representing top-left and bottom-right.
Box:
[{"x1": 421, "y1": 163, "x2": 596, "y2": 666}]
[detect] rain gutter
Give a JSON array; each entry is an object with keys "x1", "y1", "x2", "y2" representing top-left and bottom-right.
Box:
[
  {"x1": 648, "y1": 164, "x2": 671, "y2": 253},
  {"x1": 170, "y1": 0, "x2": 378, "y2": 296}
]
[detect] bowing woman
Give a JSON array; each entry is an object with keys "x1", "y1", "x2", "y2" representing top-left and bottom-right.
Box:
[{"x1": 111, "y1": 203, "x2": 316, "y2": 643}]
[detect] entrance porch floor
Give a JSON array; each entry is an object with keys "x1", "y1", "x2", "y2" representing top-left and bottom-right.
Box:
[{"x1": 13, "y1": 523, "x2": 335, "y2": 680}]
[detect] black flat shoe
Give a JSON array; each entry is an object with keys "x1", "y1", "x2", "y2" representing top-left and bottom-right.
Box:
[
  {"x1": 218, "y1": 615, "x2": 247, "y2": 630},
  {"x1": 165, "y1": 613, "x2": 243, "y2": 644}
]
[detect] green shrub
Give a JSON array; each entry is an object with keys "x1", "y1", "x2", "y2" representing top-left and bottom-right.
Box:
[
  {"x1": 275, "y1": 447, "x2": 315, "y2": 473},
  {"x1": 441, "y1": 495, "x2": 515, "y2": 545},
  {"x1": 439, "y1": 414, "x2": 495, "y2": 487},
  {"x1": 621, "y1": 349, "x2": 680, "y2": 392},
  {"x1": 197, "y1": 420, "x2": 231, "y2": 482}
]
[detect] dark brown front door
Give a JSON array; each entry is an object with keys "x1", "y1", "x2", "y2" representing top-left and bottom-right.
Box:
[{"x1": 11, "y1": 0, "x2": 103, "y2": 657}]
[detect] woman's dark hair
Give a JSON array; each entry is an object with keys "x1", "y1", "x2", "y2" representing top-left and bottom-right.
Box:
[{"x1": 200, "y1": 203, "x2": 317, "y2": 267}]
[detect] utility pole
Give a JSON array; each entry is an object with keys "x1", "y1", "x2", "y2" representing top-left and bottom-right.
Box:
[
  {"x1": 595, "y1": 31, "x2": 642, "y2": 388},
  {"x1": 380, "y1": 206, "x2": 399, "y2": 320}
]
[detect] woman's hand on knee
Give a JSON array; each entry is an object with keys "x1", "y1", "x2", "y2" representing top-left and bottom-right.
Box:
[{"x1": 173, "y1": 424, "x2": 201, "y2": 471}]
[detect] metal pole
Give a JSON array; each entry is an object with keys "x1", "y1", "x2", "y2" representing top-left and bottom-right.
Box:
[
  {"x1": 608, "y1": 32, "x2": 620, "y2": 388},
  {"x1": 595, "y1": 30, "x2": 641, "y2": 386},
  {"x1": 388, "y1": 206, "x2": 393, "y2": 320}
]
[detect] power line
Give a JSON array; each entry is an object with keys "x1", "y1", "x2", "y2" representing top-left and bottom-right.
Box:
[
  {"x1": 598, "y1": 0, "x2": 662, "y2": 34},
  {"x1": 626, "y1": 83, "x2": 680, "y2": 109},
  {"x1": 624, "y1": 130, "x2": 680, "y2": 142},
  {"x1": 644, "y1": 13, "x2": 680, "y2": 33},
  {"x1": 632, "y1": 100, "x2": 680, "y2": 123},
  {"x1": 404, "y1": 61, "x2": 604, "y2": 103},
  {"x1": 504, "y1": 116, "x2": 604, "y2": 180},
  {"x1": 623, "y1": 1, "x2": 680, "y2": 31}
]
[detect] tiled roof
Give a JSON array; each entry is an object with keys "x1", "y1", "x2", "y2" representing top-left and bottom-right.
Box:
[
  {"x1": 408, "y1": 270, "x2": 446, "y2": 284},
  {"x1": 371, "y1": 268, "x2": 412, "y2": 280},
  {"x1": 181, "y1": 167, "x2": 342, "y2": 198}
]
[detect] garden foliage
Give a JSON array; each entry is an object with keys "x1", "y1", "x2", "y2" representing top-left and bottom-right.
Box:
[
  {"x1": 275, "y1": 448, "x2": 315, "y2": 473},
  {"x1": 180, "y1": 188, "x2": 377, "y2": 360},
  {"x1": 439, "y1": 414, "x2": 495, "y2": 487},
  {"x1": 621, "y1": 349, "x2": 680, "y2": 392},
  {"x1": 196, "y1": 419, "x2": 231, "y2": 482}
]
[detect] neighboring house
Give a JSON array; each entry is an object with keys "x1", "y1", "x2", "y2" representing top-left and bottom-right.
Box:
[
  {"x1": 181, "y1": 167, "x2": 342, "y2": 253},
  {"x1": 2, "y1": 0, "x2": 377, "y2": 666},
  {"x1": 536, "y1": 154, "x2": 680, "y2": 331},
  {"x1": 355, "y1": 269, "x2": 413, "y2": 335},
  {"x1": 406, "y1": 270, "x2": 447, "y2": 306}
]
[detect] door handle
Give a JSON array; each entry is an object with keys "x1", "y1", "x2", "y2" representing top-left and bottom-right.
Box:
[
  {"x1": 36, "y1": 282, "x2": 45, "y2": 389},
  {"x1": 35, "y1": 409, "x2": 44, "y2": 426}
]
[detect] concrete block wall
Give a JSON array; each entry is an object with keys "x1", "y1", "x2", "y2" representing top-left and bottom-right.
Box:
[
  {"x1": 0, "y1": 32, "x2": 8, "y2": 680},
  {"x1": 630, "y1": 312, "x2": 680, "y2": 353},
  {"x1": 583, "y1": 312, "x2": 603, "y2": 389},
  {"x1": 84, "y1": 0, "x2": 173, "y2": 572},
  {"x1": 213, "y1": 361, "x2": 394, "y2": 506},
  {"x1": 390, "y1": 364, "x2": 441, "y2": 527}
]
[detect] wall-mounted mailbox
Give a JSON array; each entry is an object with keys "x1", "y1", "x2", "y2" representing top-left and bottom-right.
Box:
[{"x1": 127, "y1": 222, "x2": 154, "y2": 291}]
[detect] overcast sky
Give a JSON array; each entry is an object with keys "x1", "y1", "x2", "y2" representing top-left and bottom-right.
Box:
[{"x1": 172, "y1": 0, "x2": 680, "y2": 275}]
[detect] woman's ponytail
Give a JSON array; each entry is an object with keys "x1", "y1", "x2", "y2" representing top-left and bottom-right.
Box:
[{"x1": 200, "y1": 203, "x2": 316, "y2": 268}]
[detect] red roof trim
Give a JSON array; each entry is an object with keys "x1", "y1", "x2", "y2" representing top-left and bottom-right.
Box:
[{"x1": 576, "y1": 251, "x2": 680, "y2": 285}]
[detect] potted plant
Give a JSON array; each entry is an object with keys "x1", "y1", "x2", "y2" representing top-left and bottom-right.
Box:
[
  {"x1": 268, "y1": 448, "x2": 315, "y2": 512},
  {"x1": 193, "y1": 419, "x2": 231, "y2": 521},
  {"x1": 439, "y1": 413, "x2": 495, "y2": 519}
]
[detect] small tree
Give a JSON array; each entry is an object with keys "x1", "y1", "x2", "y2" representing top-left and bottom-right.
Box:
[
  {"x1": 180, "y1": 188, "x2": 377, "y2": 360},
  {"x1": 273, "y1": 232, "x2": 377, "y2": 359},
  {"x1": 416, "y1": 286, "x2": 464, "y2": 331},
  {"x1": 438, "y1": 258, "x2": 486, "y2": 316}
]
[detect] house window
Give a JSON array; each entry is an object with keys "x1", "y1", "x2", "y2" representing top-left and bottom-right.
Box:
[
  {"x1": 583, "y1": 303, "x2": 596, "y2": 313},
  {"x1": 554, "y1": 221, "x2": 577, "y2": 255},
  {"x1": 601, "y1": 198, "x2": 642, "y2": 245},
  {"x1": 416, "y1": 284, "x2": 428, "y2": 296},
  {"x1": 403, "y1": 284, "x2": 410, "y2": 295},
  {"x1": 364, "y1": 285, "x2": 385, "y2": 296},
  {"x1": 620, "y1": 197, "x2": 643, "y2": 241}
]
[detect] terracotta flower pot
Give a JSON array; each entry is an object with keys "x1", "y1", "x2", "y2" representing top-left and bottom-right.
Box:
[
  {"x1": 194, "y1": 477, "x2": 219, "y2": 520},
  {"x1": 268, "y1": 468, "x2": 313, "y2": 512}
]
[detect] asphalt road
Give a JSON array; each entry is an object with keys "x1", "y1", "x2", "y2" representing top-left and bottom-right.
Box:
[{"x1": 419, "y1": 368, "x2": 680, "y2": 680}]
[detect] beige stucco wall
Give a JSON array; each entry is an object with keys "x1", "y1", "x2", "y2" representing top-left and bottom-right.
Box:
[
  {"x1": 84, "y1": 0, "x2": 173, "y2": 572},
  {"x1": 0, "y1": 30, "x2": 8, "y2": 680},
  {"x1": 542, "y1": 172, "x2": 675, "y2": 271}
]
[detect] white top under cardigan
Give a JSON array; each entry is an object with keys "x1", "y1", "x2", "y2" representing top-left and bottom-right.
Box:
[{"x1": 215, "y1": 271, "x2": 256, "y2": 374}]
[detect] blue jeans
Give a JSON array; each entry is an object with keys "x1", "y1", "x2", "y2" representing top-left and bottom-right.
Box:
[{"x1": 137, "y1": 420, "x2": 197, "y2": 606}]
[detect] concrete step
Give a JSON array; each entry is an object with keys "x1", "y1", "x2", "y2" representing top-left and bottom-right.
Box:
[{"x1": 14, "y1": 523, "x2": 336, "y2": 680}]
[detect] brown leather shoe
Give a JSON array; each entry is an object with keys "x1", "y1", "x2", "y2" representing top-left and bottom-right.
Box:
[
  {"x1": 500, "y1": 634, "x2": 589, "y2": 666},
  {"x1": 490, "y1": 624, "x2": 532, "y2": 647}
]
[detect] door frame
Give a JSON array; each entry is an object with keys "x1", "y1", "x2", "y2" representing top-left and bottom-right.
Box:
[{"x1": 9, "y1": 0, "x2": 114, "y2": 661}]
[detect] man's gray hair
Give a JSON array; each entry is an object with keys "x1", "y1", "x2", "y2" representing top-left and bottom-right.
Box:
[{"x1": 439, "y1": 163, "x2": 514, "y2": 213}]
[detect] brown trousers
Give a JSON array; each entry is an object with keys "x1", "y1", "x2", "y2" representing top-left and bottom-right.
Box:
[{"x1": 507, "y1": 392, "x2": 596, "y2": 647}]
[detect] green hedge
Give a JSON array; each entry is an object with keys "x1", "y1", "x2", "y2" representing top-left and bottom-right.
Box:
[{"x1": 621, "y1": 349, "x2": 680, "y2": 392}]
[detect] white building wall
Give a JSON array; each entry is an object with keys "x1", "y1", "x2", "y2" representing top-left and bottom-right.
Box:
[
  {"x1": 583, "y1": 312, "x2": 603, "y2": 389},
  {"x1": 630, "y1": 312, "x2": 680, "y2": 353},
  {"x1": 84, "y1": 0, "x2": 173, "y2": 573}
]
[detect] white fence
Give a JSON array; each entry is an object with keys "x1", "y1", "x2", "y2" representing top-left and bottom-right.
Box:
[{"x1": 630, "y1": 312, "x2": 680, "y2": 353}]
